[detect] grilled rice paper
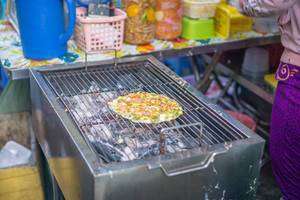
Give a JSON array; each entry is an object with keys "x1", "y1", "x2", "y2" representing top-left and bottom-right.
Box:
[{"x1": 108, "y1": 92, "x2": 183, "y2": 124}]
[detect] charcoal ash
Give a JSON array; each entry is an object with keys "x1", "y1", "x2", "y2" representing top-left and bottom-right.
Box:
[
  {"x1": 85, "y1": 123, "x2": 196, "y2": 162},
  {"x1": 63, "y1": 91, "x2": 118, "y2": 126},
  {"x1": 61, "y1": 82, "x2": 199, "y2": 162},
  {"x1": 92, "y1": 140, "x2": 127, "y2": 162}
]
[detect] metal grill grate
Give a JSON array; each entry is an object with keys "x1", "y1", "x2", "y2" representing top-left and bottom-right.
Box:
[{"x1": 43, "y1": 61, "x2": 248, "y2": 163}]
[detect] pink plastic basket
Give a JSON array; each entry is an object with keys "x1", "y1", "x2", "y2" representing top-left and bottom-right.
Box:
[{"x1": 75, "y1": 8, "x2": 127, "y2": 53}]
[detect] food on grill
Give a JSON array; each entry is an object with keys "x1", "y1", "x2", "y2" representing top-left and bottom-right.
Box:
[
  {"x1": 124, "y1": 0, "x2": 156, "y2": 44},
  {"x1": 108, "y1": 92, "x2": 183, "y2": 124}
]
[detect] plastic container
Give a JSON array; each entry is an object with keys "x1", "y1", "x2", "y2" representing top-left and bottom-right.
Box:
[
  {"x1": 242, "y1": 47, "x2": 270, "y2": 80},
  {"x1": 183, "y1": 0, "x2": 220, "y2": 19},
  {"x1": 164, "y1": 57, "x2": 192, "y2": 76},
  {"x1": 253, "y1": 16, "x2": 279, "y2": 34},
  {"x1": 124, "y1": 0, "x2": 156, "y2": 45},
  {"x1": 264, "y1": 73, "x2": 278, "y2": 90},
  {"x1": 155, "y1": 0, "x2": 182, "y2": 40},
  {"x1": 215, "y1": 4, "x2": 253, "y2": 38},
  {"x1": 182, "y1": 17, "x2": 215, "y2": 40},
  {"x1": 75, "y1": 7, "x2": 127, "y2": 53}
]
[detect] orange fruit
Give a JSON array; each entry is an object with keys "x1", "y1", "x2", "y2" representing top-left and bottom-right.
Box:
[
  {"x1": 146, "y1": 7, "x2": 156, "y2": 22},
  {"x1": 127, "y1": 4, "x2": 140, "y2": 17}
]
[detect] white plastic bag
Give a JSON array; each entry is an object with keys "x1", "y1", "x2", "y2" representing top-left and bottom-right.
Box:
[{"x1": 0, "y1": 141, "x2": 32, "y2": 168}]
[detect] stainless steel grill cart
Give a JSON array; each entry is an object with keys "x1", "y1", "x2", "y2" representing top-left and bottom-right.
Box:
[{"x1": 30, "y1": 56, "x2": 264, "y2": 200}]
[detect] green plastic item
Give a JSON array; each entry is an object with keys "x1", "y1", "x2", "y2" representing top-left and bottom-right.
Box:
[{"x1": 182, "y1": 17, "x2": 215, "y2": 40}]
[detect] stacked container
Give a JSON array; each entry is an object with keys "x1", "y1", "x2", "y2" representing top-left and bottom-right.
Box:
[
  {"x1": 181, "y1": 0, "x2": 220, "y2": 40},
  {"x1": 183, "y1": 0, "x2": 220, "y2": 19},
  {"x1": 214, "y1": 4, "x2": 253, "y2": 39},
  {"x1": 241, "y1": 47, "x2": 270, "y2": 83}
]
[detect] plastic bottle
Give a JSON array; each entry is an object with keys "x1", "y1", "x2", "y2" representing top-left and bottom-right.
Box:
[
  {"x1": 155, "y1": 0, "x2": 182, "y2": 40},
  {"x1": 124, "y1": 0, "x2": 156, "y2": 45}
]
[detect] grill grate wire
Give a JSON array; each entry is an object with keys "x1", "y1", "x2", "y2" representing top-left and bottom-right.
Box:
[{"x1": 43, "y1": 61, "x2": 248, "y2": 163}]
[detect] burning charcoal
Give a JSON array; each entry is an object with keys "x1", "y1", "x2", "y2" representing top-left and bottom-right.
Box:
[
  {"x1": 92, "y1": 141, "x2": 127, "y2": 163},
  {"x1": 174, "y1": 138, "x2": 187, "y2": 149},
  {"x1": 72, "y1": 96, "x2": 96, "y2": 118},
  {"x1": 97, "y1": 91, "x2": 118, "y2": 103},
  {"x1": 133, "y1": 128, "x2": 145, "y2": 135},
  {"x1": 162, "y1": 133, "x2": 188, "y2": 153},
  {"x1": 116, "y1": 83, "x2": 124, "y2": 90},
  {"x1": 60, "y1": 83, "x2": 203, "y2": 163},
  {"x1": 64, "y1": 93, "x2": 111, "y2": 126},
  {"x1": 122, "y1": 147, "x2": 136, "y2": 161},
  {"x1": 123, "y1": 137, "x2": 139, "y2": 150},
  {"x1": 124, "y1": 136, "x2": 155, "y2": 150},
  {"x1": 88, "y1": 82, "x2": 101, "y2": 93},
  {"x1": 108, "y1": 124, "x2": 129, "y2": 136},
  {"x1": 99, "y1": 106, "x2": 110, "y2": 113},
  {"x1": 90, "y1": 124, "x2": 113, "y2": 140},
  {"x1": 116, "y1": 136, "x2": 124, "y2": 144},
  {"x1": 166, "y1": 145, "x2": 176, "y2": 154},
  {"x1": 124, "y1": 137, "x2": 160, "y2": 158},
  {"x1": 86, "y1": 133, "x2": 95, "y2": 142},
  {"x1": 140, "y1": 139, "x2": 157, "y2": 148},
  {"x1": 138, "y1": 144, "x2": 160, "y2": 158}
]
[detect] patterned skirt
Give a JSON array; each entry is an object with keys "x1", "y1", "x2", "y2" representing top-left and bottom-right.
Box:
[{"x1": 270, "y1": 63, "x2": 300, "y2": 199}]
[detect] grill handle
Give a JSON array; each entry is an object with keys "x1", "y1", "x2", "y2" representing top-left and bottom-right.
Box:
[
  {"x1": 156, "y1": 146, "x2": 229, "y2": 177},
  {"x1": 84, "y1": 49, "x2": 118, "y2": 71}
]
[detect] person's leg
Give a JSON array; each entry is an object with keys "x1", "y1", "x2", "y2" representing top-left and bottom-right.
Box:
[{"x1": 270, "y1": 81, "x2": 300, "y2": 200}]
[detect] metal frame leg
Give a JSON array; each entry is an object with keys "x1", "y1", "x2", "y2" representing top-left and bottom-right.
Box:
[
  {"x1": 213, "y1": 77, "x2": 234, "y2": 104},
  {"x1": 189, "y1": 55, "x2": 201, "y2": 82},
  {"x1": 196, "y1": 51, "x2": 223, "y2": 92}
]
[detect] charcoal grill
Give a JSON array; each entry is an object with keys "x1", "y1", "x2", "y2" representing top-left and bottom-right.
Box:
[{"x1": 30, "y1": 56, "x2": 264, "y2": 200}]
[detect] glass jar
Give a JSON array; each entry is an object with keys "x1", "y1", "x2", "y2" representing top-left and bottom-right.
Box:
[
  {"x1": 124, "y1": 0, "x2": 156, "y2": 45},
  {"x1": 155, "y1": 0, "x2": 182, "y2": 40}
]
